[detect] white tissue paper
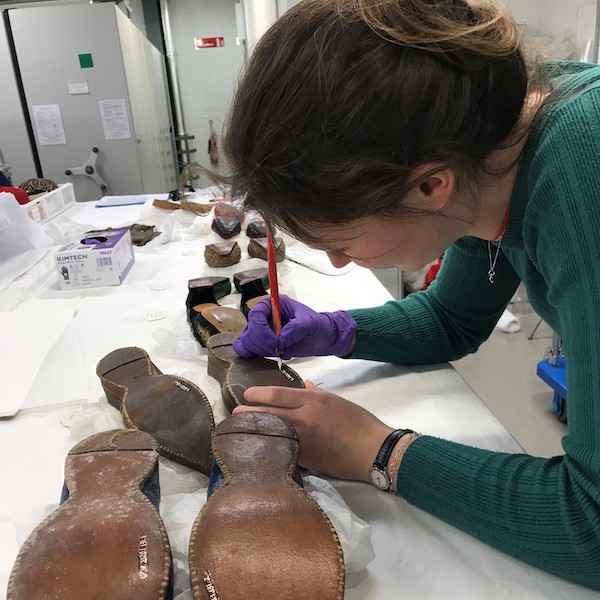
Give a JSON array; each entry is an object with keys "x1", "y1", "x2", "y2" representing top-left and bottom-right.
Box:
[
  {"x1": 0, "y1": 193, "x2": 55, "y2": 261},
  {"x1": 0, "y1": 193, "x2": 56, "y2": 290}
]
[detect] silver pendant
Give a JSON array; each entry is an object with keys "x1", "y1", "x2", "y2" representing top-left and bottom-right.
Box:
[{"x1": 488, "y1": 269, "x2": 495, "y2": 284}]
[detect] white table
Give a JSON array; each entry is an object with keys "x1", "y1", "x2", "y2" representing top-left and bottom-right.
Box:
[{"x1": 1, "y1": 199, "x2": 596, "y2": 600}]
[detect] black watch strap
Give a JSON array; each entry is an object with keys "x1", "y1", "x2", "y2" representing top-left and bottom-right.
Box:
[{"x1": 373, "y1": 428, "x2": 414, "y2": 471}]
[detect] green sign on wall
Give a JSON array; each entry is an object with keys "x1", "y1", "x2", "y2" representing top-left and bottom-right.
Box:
[{"x1": 78, "y1": 53, "x2": 94, "y2": 69}]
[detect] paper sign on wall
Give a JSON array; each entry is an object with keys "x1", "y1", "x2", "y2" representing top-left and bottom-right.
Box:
[
  {"x1": 68, "y1": 80, "x2": 90, "y2": 95},
  {"x1": 98, "y1": 99, "x2": 131, "y2": 141},
  {"x1": 194, "y1": 37, "x2": 225, "y2": 49},
  {"x1": 32, "y1": 104, "x2": 67, "y2": 146}
]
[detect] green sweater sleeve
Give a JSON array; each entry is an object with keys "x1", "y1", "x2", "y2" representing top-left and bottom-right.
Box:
[
  {"x1": 347, "y1": 238, "x2": 520, "y2": 365},
  {"x1": 396, "y1": 87, "x2": 600, "y2": 589}
]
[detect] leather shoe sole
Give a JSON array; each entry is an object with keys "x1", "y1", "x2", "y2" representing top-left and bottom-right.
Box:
[
  {"x1": 189, "y1": 412, "x2": 345, "y2": 599},
  {"x1": 97, "y1": 347, "x2": 214, "y2": 474},
  {"x1": 206, "y1": 332, "x2": 304, "y2": 413},
  {"x1": 7, "y1": 430, "x2": 172, "y2": 600}
]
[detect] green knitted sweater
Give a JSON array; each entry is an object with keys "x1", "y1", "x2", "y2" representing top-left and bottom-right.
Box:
[{"x1": 347, "y1": 62, "x2": 600, "y2": 589}]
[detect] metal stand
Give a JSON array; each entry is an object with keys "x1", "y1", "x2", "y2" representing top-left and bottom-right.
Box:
[
  {"x1": 527, "y1": 316, "x2": 544, "y2": 340},
  {"x1": 175, "y1": 134, "x2": 196, "y2": 169}
]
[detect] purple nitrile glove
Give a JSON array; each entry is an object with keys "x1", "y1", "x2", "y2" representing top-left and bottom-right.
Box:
[{"x1": 232, "y1": 295, "x2": 357, "y2": 360}]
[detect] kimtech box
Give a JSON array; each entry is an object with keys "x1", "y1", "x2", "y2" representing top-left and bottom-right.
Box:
[{"x1": 55, "y1": 228, "x2": 135, "y2": 289}]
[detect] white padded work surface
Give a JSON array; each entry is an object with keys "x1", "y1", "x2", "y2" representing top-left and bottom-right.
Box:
[
  {"x1": 0, "y1": 299, "x2": 78, "y2": 416},
  {"x1": 1, "y1": 198, "x2": 594, "y2": 600}
]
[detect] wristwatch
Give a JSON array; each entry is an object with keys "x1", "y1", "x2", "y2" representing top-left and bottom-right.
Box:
[{"x1": 369, "y1": 429, "x2": 414, "y2": 491}]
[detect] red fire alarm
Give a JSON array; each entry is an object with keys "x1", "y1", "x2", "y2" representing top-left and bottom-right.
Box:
[{"x1": 194, "y1": 37, "x2": 225, "y2": 49}]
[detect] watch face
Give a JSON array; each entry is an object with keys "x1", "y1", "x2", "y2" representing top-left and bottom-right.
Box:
[{"x1": 369, "y1": 467, "x2": 389, "y2": 490}]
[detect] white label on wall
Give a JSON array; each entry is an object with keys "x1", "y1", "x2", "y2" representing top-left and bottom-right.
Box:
[
  {"x1": 32, "y1": 104, "x2": 67, "y2": 146},
  {"x1": 99, "y1": 99, "x2": 131, "y2": 141},
  {"x1": 68, "y1": 80, "x2": 90, "y2": 95}
]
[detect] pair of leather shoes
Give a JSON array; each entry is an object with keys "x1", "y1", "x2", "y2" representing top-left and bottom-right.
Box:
[
  {"x1": 95, "y1": 336, "x2": 303, "y2": 476},
  {"x1": 211, "y1": 210, "x2": 267, "y2": 241},
  {"x1": 8, "y1": 344, "x2": 344, "y2": 599},
  {"x1": 8, "y1": 414, "x2": 345, "y2": 600},
  {"x1": 204, "y1": 236, "x2": 285, "y2": 268},
  {"x1": 186, "y1": 270, "x2": 270, "y2": 346}
]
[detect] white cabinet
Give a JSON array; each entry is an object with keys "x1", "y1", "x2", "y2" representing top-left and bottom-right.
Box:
[{"x1": 1, "y1": 3, "x2": 176, "y2": 201}]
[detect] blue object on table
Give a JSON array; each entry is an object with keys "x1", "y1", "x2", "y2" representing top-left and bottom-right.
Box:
[
  {"x1": 0, "y1": 171, "x2": 12, "y2": 186},
  {"x1": 95, "y1": 195, "x2": 148, "y2": 207},
  {"x1": 536, "y1": 356, "x2": 567, "y2": 421}
]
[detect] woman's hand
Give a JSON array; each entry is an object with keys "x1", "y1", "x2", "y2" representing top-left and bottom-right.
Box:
[
  {"x1": 232, "y1": 296, "x2": 357, "y2": 360},
  {"x1": 233, "y1": 381, "x2": 394, "y2": 482}
]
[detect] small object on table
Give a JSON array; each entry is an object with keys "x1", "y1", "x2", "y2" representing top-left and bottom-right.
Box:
[
  {"x1": 204, "y1": 241, "x2": 242, "y2": 267},
  {"x1": 212, "y1": 203, "x2": 244, "y2": 238},
  {"x1": 129, "y1": 224, "x2": 161, "y2": 246},
  {"x1": 246, "y1": 219, "x2": 267, "y2": 238},
  {"x1": 212, "y1": 215, "x2": 241, "y2": 239},
  {"x1": 19, "y1": 177, "x2": 58, "y2": 196},
  {"x1": 248, "y1": 236, "x2": 286, "y2": 262},
  {"x1": 152, "y1": 198, "x2": 213, "y2": 214},
  {"x1": 233, "y1": 267, "x2": 269, "y2": 292}
]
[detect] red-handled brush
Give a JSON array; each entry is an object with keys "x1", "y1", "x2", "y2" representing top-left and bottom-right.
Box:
[{"x1": 266, "y1": 230, "x2": 283, "y2": 369}]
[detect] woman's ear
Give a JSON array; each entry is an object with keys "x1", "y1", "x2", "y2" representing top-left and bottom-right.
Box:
[{"x1": 410, "y1": 165, "x2": 457, "y2": 212}]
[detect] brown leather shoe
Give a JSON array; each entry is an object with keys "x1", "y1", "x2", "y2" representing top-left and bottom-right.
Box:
[
  {"x1": 188, "y1": 412, "x2": 345, "y2": 600},
  {"x1": 211, "y1": 215, "x2": 241, "y2": 239},
  {"x1": 7, "y1": 429, "x2": 172, "y2": 600},
  {"x1": 96, "y1": 347, "x2": 214, "y2": 474},
  {"x1": 238, "y1": 274, "x2": 270, "y2": 317},
  {"x1": 232, "y1": 267, "x2": 269, "y2": 292},
  {"x1": 247, "y1": 236, "x2": 286, "y2": 262},
  {"x1": 186, "y1": 277, "x2": 247, "y2": 347},
  {"x1": 245, "y1": 219, "x2": 267, "y2": 238},
  {"x1": 204, "y1": 241, "x2": 241, "y2": 267},
  {"x1": 206, "y1": 332, "x2": 304, "y2": 413}
]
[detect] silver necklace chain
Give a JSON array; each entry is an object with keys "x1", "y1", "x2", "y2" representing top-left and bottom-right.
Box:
[{"x1": 487, "y1": 238, "x2": 503, "y2": 284}]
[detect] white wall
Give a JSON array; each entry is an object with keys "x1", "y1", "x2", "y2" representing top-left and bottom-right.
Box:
[
  {"x1": 243, "y1": 0, "x2": 277, "y2": 48},
  {"x1": 504, "y1": 0, "x2": 597, "y2": 60},
  {"x1": 276, "y1": 0, "x2": 299, "y2": 17},
  {"x1": 117, "y1": 0, "x2": 147, "y2": 36},
  {"x1": 169, "y1": 0, "x2": 246, "y2": 184}
]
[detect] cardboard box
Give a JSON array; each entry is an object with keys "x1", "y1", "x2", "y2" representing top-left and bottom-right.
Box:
[
  {"x1": 25, "y1": 183, "x2": 76, "y2": 224},
  {"x1": 55, "y1": 228, "x2": 135, "y2": 289}
]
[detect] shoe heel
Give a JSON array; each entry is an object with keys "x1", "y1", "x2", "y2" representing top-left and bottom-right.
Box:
[
  {"x1": 247, "y1": 236, "x2": 286, "y2": 262},
  {"x1": 204, "y1": 241, "x2": 241, "y2": 268},
  {"x1": 233, "y1": 268, "x2": 269, "y2": 293},
  {"x1": 239, "y1": 277, "x2": 269, "y2": 316},
  {"x1": 102, "y1": 387, "x2": 123, "y2": 410},
  {"x1": 96, "y1": 347, "x2": 153, "y2": 408},
  {"x1": 187, "y1": 276, "x2": 231, "y2": 307}
]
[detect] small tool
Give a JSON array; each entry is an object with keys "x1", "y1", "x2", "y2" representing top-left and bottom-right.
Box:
[{"x1": 266, "y1": 229, "x2": 283, "y2": 370}]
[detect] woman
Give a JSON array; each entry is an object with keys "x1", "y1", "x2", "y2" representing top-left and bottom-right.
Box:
[{"x1": 221, "y1": 0, "x2": 600, "y2": 588}]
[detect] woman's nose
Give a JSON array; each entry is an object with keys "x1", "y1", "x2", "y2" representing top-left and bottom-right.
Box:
[{"x1": 326, "y1": 252, "x2": 352, "y2": 269}]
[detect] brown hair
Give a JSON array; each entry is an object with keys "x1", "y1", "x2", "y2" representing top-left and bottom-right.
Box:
[{"x1": 217, "y1": 0, "x2": 537, "y2": 243}]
